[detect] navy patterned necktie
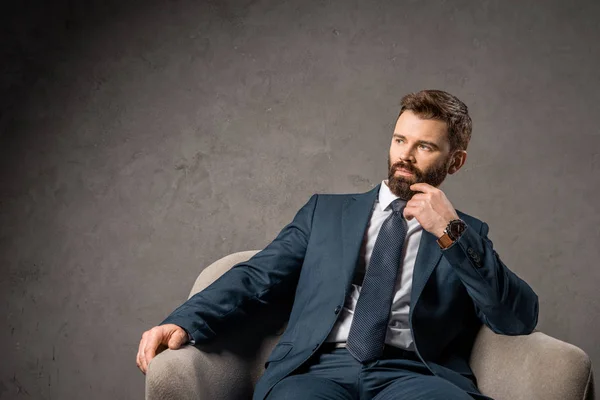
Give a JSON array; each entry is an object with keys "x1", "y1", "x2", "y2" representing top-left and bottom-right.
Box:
[{"x1": 346, "y1": 198, "x2": 407, "y2": 363}]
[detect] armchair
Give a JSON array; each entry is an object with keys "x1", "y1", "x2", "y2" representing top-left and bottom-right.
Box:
[{"x1": 146, "y1": 251, "x2": 595, "y2": 400}]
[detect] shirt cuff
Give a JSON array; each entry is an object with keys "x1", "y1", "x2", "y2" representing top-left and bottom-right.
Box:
[
  {"x1": 185, "y1": 329, "x2": 195, "y2": 345},
  {"x1": 179, "y1": 327, "x2": 195, "y2": 345}
]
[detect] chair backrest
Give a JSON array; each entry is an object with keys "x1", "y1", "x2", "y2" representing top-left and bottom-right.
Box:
[{"x1": 189, "y1": 250, "x2": 260, "y2": 299}]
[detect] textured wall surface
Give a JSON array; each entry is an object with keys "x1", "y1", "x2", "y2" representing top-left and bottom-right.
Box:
[{"x1": 1, "y1": 0, "x2": 599, "y2": 398}]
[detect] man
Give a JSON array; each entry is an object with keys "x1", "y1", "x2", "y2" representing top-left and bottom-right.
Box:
[{"x1": 137, "y1": 90, "x2": 538, "y2": 400}]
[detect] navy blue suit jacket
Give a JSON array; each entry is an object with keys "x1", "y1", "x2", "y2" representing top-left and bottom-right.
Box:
[{"x1": 162, "y1": 183, "x2": 539, "y2": 400}]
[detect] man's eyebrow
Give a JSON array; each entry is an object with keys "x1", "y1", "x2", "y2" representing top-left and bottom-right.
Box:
[
  {"x1": 392, "y1": 133, "x2": 440, "y2": 150},
  {"x1": 418, "y1": 140, "x2": 440, "y2": 149}
]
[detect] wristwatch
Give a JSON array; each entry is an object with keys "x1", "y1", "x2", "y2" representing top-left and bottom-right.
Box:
[{"x1": 437, "y1": 219, "x2": 467, "y2": 249}]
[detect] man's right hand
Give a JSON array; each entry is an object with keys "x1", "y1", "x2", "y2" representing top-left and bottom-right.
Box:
[{"x1": 136, "y1": 323, "x2": 189, "y2": 374}]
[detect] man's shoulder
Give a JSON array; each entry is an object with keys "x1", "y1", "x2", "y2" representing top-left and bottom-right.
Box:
[
  {"x1": 309, "y1": 192, "x2": 354, "y2": 208},
  {"x1": 313, "y1": 184, "x2": 380, "y2": 199},
  {"x1": 302, "y1": 186, "x2": 376, "y2": 215},
  {"x1": 314, "y1": 192, "x2": 360, "y2": 199}
]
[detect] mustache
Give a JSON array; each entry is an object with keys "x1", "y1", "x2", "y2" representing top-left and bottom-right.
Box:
[{"x1": 391, "y1": 161, "x2": 419, "y2": 175}]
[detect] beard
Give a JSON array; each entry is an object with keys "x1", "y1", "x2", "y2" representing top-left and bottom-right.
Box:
[{"x1": 387, "y1": 155, "x2": 451, "y2": 200}]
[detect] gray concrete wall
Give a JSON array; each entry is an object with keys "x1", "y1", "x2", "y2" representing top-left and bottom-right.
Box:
[{"x1": 1, "y1": 0, "x2": 599, "y2": 398}]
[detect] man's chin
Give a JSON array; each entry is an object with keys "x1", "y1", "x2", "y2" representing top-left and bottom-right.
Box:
[{"x1": 387, "y1": 178, "x2": 417, "y2": 200}]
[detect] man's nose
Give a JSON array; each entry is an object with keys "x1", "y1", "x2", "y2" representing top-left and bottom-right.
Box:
[{"x1": 397, "y1": 148, "x2": 416, "y2": 163}]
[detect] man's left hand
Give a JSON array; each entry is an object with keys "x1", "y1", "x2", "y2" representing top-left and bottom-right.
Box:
[{"x1": 403, "y1": 183, "x2": 459, "y2": 238}]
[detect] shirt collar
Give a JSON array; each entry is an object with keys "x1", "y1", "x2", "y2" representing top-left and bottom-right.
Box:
[{"x1": 378, "y1": 179, "x2": 407, "y2": 212}]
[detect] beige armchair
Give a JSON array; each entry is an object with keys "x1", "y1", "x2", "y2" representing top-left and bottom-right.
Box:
[{"x1": 146, "y1": 251, "x2": 595, "y2": 400}]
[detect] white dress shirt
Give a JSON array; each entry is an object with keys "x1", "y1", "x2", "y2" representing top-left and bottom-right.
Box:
[{"x1": 324, "y1": 179, "x2": 423, "y2": 350}]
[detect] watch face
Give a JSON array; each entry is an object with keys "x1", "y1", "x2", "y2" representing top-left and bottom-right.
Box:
[{"x1": 449, "y1": 220, "x2": 466, "y2": 238}]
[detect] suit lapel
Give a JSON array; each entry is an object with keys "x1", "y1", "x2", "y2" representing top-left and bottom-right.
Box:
[
  {"x1": 341, "y1": 184, "x2": 380, "y2": 290},
  {"x1": 409, "y1": 231, "x2": 443, "y2": 320}
]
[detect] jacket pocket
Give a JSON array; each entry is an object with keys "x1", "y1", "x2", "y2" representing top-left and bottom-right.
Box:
[{"x1": 264, "y1": 342, "x2": 293, "y2": 369}]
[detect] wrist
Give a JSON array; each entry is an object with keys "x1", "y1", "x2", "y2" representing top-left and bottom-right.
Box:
[
  {"x1": 432, "y1": 218, "x2": 454, "y2": 239},
  {"x1": 434, "y1": 225, "x2": 448, "y2": 239}
]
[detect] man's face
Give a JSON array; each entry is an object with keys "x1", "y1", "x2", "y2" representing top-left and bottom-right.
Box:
[{"x1": 388, "y1": 110, "x2": 460, "y2": 200}]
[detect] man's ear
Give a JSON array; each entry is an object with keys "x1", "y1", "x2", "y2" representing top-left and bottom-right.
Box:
[{"x1": 447, "y1": 150, "x2": 467, "y2": 174}]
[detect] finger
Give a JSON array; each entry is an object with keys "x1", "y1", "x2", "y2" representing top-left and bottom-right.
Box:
[
  {"x1": 168, "y1": 329, "x2": 186, "y2": 350},
  {"x1": 136, "y1": 335, "x2": 146, "y2": 372},
  {"x1": 406, "y1": 199, "x2": 425, "y2": 209},
  {"x1": 403, "y1": 205, "x2": 417, "y2": 220},
  {"x1": 142, "y1": 331, "x2": 159, "y2": 373},
  {"x1": 409, "y1": 193, "x2": 427, "y2": 202},
  {"x1": 139, "y1": 343, "x2": 147, "y2": 374},
  {"x1": 143, "y1": 344, "x2": 157, "y2": 373},
  {"x1": 410, "y1": 183, "x2": 436, "y2": 193}
]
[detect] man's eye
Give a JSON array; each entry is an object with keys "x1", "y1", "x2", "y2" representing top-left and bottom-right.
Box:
[{"x1": 419, "y1": 144, "x2": 431, "y2": 151}]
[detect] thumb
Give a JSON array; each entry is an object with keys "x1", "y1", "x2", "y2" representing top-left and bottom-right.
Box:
[
  {"x1": 167, "y1": 328, "x2": 186, "y2": 350},
  {"x1": 403, "y1": 207, "x2": 414, "y2": 221}
]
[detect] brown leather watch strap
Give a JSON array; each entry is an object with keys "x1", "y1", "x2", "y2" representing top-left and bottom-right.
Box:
[{"x1": 437, "y1": 233, "x2": 454, "y2": 249}]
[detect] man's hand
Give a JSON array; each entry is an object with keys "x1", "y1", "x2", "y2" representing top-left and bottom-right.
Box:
[
  {"x1": 403, "y1": 183, "x2": 459, "y2": 238},
  {"x1": 136, "y1": 324, "x2": 188, "y2": 374}
]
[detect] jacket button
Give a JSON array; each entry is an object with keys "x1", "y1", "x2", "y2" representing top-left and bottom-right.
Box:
[
  {"x1": 334, "y1": 306, "x2": 341, "y2": 314},
  {"x1": 467, "y1": 248, "x2": 474, "y2": 255}
]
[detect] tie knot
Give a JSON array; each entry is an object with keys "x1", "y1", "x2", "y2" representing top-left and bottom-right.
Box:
[{"x1": 390, "y1": 198, "x2": 405, "y2": 214}]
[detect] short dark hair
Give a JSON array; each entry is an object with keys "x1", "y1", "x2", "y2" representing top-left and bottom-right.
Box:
[{"x1": 398, "y1": 90, "x2": 472, "y2": 151}]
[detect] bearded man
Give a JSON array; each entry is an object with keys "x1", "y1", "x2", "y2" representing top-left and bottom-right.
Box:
[{"x1": 137, "y1": 89, "x2": 538, "y2": 400}]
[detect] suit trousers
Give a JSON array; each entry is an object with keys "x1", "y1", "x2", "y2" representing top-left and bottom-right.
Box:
[{"x1": 265, "y1": 344, "x2": 479, "y2": 400}]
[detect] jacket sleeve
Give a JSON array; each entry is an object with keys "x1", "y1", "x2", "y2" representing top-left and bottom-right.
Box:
[
  {"x1": 160, "y1": 194, "x2": 318, "y2": 344},
  {"x1": 441, "y1": 221, "x2": 539, "y2": 335}
]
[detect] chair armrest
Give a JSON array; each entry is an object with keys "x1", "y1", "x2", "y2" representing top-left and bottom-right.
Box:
[
  {"x1": 470, "y1": 326, "x2": 595, "y2": 400},
  {"x1": 146, "y1": 328, "x2": 285, "y2": 400},
  {"x1": 145, "y1": 344, "x2": 253, "y2": 400},
  {"x1": 146, "y1": 250, "x2": 288, "y2": 400}
]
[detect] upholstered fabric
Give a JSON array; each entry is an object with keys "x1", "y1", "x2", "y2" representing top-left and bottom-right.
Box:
[
  {"x1": 146, "y1": 251, "x2": 595, "y2": 400},
  {"x1": 469, "y1": 325, "x2": 595, "y2": 400}
]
